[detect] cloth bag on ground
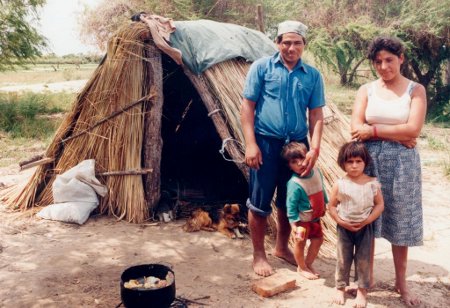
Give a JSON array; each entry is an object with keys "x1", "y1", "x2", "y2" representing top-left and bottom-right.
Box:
[{"x1": 37, "y1": 159, "x2": 107, "y2": 224}]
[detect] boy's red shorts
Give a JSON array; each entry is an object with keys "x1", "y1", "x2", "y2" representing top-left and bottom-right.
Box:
[{"x1": 299, "y1": 220, "x2": 323, "y2": 239}]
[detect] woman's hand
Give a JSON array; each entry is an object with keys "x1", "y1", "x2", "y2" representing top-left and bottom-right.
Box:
[
  {"x1": 351, "y1": 123, "x2": 374, "y2": 141},
  {"x1": 400, "y1": 138, "x2": 417, "y2": 148}
]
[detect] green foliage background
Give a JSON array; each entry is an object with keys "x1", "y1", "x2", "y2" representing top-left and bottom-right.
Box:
[
  {"x1": 1, "y1": 0, "x2": 447, "y2": 123},
  {"x1": 0, "y1": 92, "x2": 73, "y2": 139},
  {"x1": 0, "y1": 0, "x2": 48, "y2": 71},
  {"x1": 78, "y1": 0, "x2": 449, "y2": 122}
]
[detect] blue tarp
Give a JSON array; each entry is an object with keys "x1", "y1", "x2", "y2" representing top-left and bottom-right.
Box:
[{"x1": 170, "y1": 20, "x2": 276, "y2": 74}]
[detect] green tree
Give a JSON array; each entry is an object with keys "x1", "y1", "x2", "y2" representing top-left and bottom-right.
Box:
[
  {"x1": 297, "y1": 0, "x2": 449, "y2": 120},
  {"x1": 0, "y1": 0, "x2": 47, "y2": 70},
  {"x1": 309, "y1": 20, "x2": 380, "y2": 85},
  {"x1": 392, "y1": 0, "x2": 450, "y2": 120}
]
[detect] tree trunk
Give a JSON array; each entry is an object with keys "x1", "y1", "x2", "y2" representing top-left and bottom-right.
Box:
[
  {"x1": 348, "y1": 57, "x2": 366, "y2": 84},
  {"x1": 446, "y1": 61, "x2": 450, "y2": 86},
  {"x1": 339, "y1": 71, "x2": 348, "y2": 85},
  {"x1": 337, "y1": 59, "x2": 348, "y2": 85}
]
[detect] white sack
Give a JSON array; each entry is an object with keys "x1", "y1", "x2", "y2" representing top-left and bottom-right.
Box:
[
  {"x1": 37, "y1": 202, "x2": 98, "y2": 225},
  {"x1": 37, "y1": 159, "x2": 107, "y2": 225}
]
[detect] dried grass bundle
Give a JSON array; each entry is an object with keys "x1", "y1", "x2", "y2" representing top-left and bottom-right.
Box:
[
  {"x1": 8, "y1": 22, "x2": 155, "y2": 223},
  {"x1": 203, "y1": 59, "x2": 248, "y2": 144}
]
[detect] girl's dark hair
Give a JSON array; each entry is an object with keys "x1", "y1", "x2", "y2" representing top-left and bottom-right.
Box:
[
  {"x1": 337, "y1": 141, "x2": 372, "y2": 170},
  {"x1": 281, "y1": 142, "x2": 308, "y2": 161},
  {"x1": 367, "y1": 36, "x2": 405, "y2": 61}
]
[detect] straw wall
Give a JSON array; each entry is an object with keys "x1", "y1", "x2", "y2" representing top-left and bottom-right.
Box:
[{"x1": 8, "y1": 23, "x2": 158, "y2": 223}]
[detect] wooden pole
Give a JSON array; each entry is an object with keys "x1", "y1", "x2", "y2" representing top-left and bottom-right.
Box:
[
  {"x1": 60, "y1": 94, "x2": 154, "y2": 144},
  {"x1": 19, "y1": 157, "x2": 54, "y2": 171},
  {"x1": 142, "y1": 42, "x2": 164, "y2": 213},
  {"x1": 98, "y1": 168, "x2": 153, "y2": 176},
  {"x1": 256, "y1": 4, "x2": 265, "y2": 33},
  {"x1": 19, "y1": 154, "x2": 44, "y2": 168}
]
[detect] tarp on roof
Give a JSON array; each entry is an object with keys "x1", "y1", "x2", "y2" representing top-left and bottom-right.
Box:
[{"x1": 171, "y1": 19, "x2": 276, "y2": 74}]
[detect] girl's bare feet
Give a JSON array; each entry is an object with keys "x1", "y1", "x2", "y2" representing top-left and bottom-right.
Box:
[
  {"x1": 333, "y1": 288, "x2": 346, "y2": 305},
  {"x1": 345, "y1": 281, "x2": 375, "y2": 296},
  {"x1": 396, "y1": 284, "x2": 421, "y2": 306},
  {"x1": 307, "y1": 264, "x2": 320, "y2": 277},
  {"x1": 297, "y1": 266, "x2": 319, "y2": 280},
  {"x1": 354, "y1": 288, "x2": 367, "y2": 308}
]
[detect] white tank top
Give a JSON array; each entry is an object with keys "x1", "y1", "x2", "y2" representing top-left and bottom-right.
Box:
[
  {"x1": 337, "y1": 178, "x2": 380, "y2": 222},
  {"x1": 365, "y1": 81, "x2": 415, "y2": 125}
]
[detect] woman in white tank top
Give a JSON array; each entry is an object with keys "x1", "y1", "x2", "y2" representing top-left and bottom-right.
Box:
[{"x1": 350, "y1": 36, "x2": 427, "y2": 306}]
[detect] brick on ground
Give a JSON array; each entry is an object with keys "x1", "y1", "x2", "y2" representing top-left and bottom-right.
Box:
[{"x1": 251, "y1": 268, "x2": 297, "y2": 298}]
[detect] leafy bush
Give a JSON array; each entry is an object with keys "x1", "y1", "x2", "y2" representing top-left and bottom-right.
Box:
[{"x1": 0, "y1": 92, "x2": 74, "y2": 138}]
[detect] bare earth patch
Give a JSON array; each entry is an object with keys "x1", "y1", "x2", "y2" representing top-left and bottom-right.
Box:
[{"x1": 0, "y1": 79, "x2": 88, "y2": 93}]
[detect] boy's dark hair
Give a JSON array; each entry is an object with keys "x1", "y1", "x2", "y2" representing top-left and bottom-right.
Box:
[
  {"x1": 367, "y1": 36, "x2": 405, "y2": 61},
  {"x1": 337, "y1": 141, "x2": 372, "y2": 170},
  {"x1": 281, "y1": 142, "x2": 308, "y2": 161}
]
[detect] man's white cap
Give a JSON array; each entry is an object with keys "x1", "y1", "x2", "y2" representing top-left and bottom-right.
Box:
[{"x1": 277, "y1": 20, "x2": 308, "y2": 38}]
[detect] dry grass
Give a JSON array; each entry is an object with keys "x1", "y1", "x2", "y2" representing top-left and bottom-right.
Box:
[
  {"x1": 0, "y1": 64, "x2": 97, "y2": 86},
  {"x1": 7, "y1": 23, "x2": 154, "y2": 223}
]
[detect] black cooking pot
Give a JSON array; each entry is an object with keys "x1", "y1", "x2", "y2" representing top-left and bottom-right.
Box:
[{"x1": 120, "y1": 264, "x2": 176, "y2": 308}]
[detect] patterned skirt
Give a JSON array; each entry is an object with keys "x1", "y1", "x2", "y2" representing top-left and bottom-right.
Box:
[{"x1": 364, "y1": 140, "x2": 423, "y2": 246}]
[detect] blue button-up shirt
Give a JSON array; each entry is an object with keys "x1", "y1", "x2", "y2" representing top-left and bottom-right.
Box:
[{"x1": 243, "y1": 52, "x2": 325, "y2": 142}]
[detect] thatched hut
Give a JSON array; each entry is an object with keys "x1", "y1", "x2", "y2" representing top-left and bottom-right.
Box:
[{"x1": 7, "y1": 18, "x2": 349, "y2": 253}]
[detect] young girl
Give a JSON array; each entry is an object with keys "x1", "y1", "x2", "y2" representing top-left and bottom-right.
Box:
[
  {"x1": 328, "y1": 141, "x2": 384, "y2": 308},
  {"x1": 281, "y1": 142, "x2": 328, "y2": 280}
]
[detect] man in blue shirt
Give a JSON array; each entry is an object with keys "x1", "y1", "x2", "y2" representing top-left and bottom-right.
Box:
[{"x1": 241, "y1": 20, "x2": 325, "y2": 276}]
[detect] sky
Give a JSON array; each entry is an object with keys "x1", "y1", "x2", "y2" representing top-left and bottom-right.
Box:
[{"x1": 36, "y1": 0, "x2": 102, "y2": 56}]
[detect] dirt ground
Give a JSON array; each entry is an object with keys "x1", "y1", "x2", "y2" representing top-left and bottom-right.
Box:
[{"x1": 1, "y1": 134, "x2": 449, "y2": 308}]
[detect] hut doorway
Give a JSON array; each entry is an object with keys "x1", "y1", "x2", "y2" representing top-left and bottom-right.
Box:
[{"x1": 160, "y1": 55, "x2": 248, "y2": 205}]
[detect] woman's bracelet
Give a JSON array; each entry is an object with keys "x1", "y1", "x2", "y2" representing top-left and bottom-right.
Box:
[{"x1": 311, "y1": 147, "x2": 320, "y2": 156}]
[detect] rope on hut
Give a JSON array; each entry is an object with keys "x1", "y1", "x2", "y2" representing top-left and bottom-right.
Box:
[{"x1": 219, "y1": 138, "x2": 245, "y2": 164}]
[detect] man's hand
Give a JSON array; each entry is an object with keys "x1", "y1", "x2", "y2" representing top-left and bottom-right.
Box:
[
  {"x1": 245, "y1": 143, "x2": 263, "y2": 169},
  {"x1": 300, "y1": 148, "x2": 318, "y2": 176}
]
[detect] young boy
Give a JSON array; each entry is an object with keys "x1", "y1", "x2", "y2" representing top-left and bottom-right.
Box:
[
  {"x1": 281, "y1": 142, "x2": 328, "y2": 279},
  {"x1": 328, "y1": 141, "x2": 384, "y2": 307}
]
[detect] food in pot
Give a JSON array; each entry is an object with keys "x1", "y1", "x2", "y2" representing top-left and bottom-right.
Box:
[
  {"x1": 124, "y1": 272, "x2": 174, "y2": 290},
  {"x1": 124, "y1": 279, "x2": 143, "y2": 289}
]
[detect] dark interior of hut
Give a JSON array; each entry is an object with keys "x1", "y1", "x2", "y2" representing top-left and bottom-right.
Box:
[{"x1": 159, "y1": 55, "x2": 248, "y2": 216}]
